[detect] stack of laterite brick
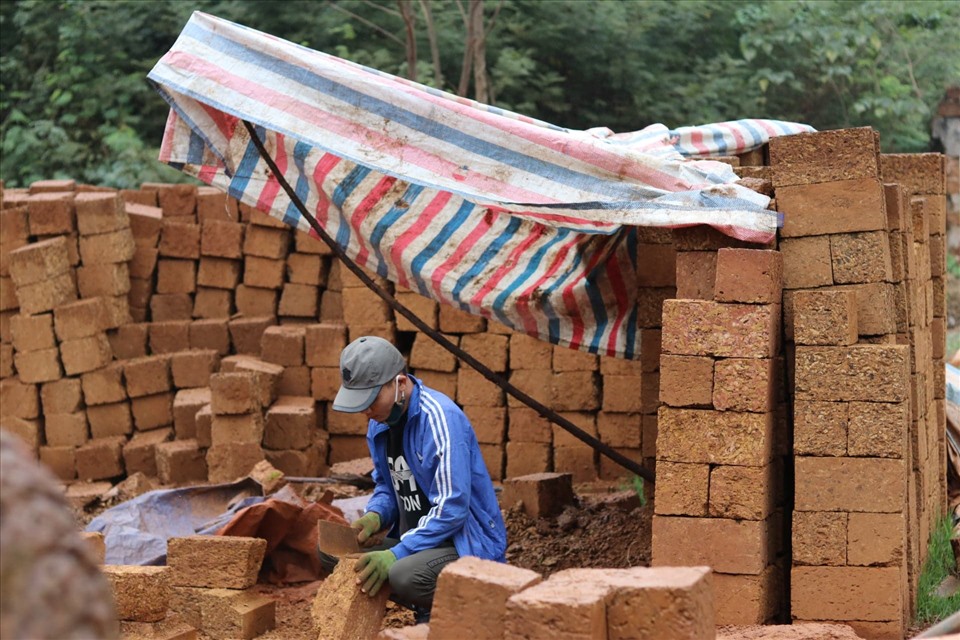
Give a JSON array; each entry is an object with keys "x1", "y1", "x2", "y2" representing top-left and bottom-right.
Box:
[
  {"x1": 123, "y1": 189, "x2": 163, "y2": 322},
  {"x1": 260, "y1": 324, "x2": 325, "y2": 475},
  {"x1": 237, "y1": 204, "x2": 292, "y2": 318},
  {"x1": 769, "y1": 127, "x2": 946, "y2": 638},
  {"x1": 2, "y1": 177, "x2": 684, "y2": 489},
  {"x1": 208, "y1": 371, "x2": 266, "y2": 482},
  {"x1": 4, "y1": 181, "x2": 143, "y2": 484},
  {"x1": 142, "y1": 184, "x2": 199, "y2": 322},
  {"x1": 166, "y1": 536, "x2": 275, "y2": 640},
  {"x1": 880, "y1": 153, "x2": 950, "y2": 577},
  {"x1": 652, "y1": 241, "x2": 786, "y2": 625},
  {"x1": 194, "y1": 186, "x2": 240, "y2": 320}
]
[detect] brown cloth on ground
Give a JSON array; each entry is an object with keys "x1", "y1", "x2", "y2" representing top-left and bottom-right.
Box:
[{"x1": 216, "y1": 484, "x2": 348, "y2": 584}]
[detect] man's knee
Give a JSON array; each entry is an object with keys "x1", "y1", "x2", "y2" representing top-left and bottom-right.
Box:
[{"x1": 388, "y1": 550, "x2": 458, "y2": 609}]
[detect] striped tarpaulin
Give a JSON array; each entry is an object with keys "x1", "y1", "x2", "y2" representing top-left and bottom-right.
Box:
[{"x1": 148, "y1": 11, "x2": 813, "y2": 359}]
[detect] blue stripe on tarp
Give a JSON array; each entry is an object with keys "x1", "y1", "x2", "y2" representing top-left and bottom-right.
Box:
[
  {"x1": 492, "y1": 228, "x2": 571, "y2": 327},
  {"x1": 369, "y1": 183, "x2": 425, "y2": 278},
  {"x1": 284, "y1": 140, "x2": 313, "y2": 227},
  {"x1": 177, "y1": 20, "x2": 656, "y2": 201},
  {"x1": 409, "y1": 200, "x2": 476, "y2": 296},
  {"x1": 228, "y1": 126, "x2": 268, "y2": 202},
  {"x1": 451, "y1": 215, "x2": 523, "y2": 309},
  {"x1": 706, "y1": 124, "x2": 729, "y2": 155},
  {"x1": 583, "y1": 236, "x2": 614, "y2": 353},
  {"x1": 737, "y1": 119, "x2": 766, "y2": 149},
  {"x1": 331, "y1": 165, "x2": 372, "y2": 248},
  {"x1": 538, "y1": 230, "x2": 586, "y2": 345},
  {"x1": 187, "y1": 129, "x2": 206, "y2": 163},
  {"x1": 536, "y1": 228, "x2": 573, "y2": 350}
]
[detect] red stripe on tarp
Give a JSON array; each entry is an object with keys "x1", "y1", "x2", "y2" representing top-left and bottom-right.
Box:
[
  {"x1": 350, "y1": 175, "x2": 398, "y2": 269},
  {"x1": 390, "y1": 190, "x2": 453, "y2": 290},
  {"x1": 256, "y1": 132, "x2": 288, "y2": 212},
  {"x1": 428, "y1": 212, "x2": 493, "y2": 301}
]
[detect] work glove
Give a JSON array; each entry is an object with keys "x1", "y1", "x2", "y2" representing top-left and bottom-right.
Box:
[
  {"x1": 355, "y1": 549, "x2": 396, "y2": 597},
  {"x1": 351, "y1": 511, "x2": 383, "y2": 547}
]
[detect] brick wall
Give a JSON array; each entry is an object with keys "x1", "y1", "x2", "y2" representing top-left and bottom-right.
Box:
[{"x1": 0, "y1": 178, "x2": 665, "y2": 489}]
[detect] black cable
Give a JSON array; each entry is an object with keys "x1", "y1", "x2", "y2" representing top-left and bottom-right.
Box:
[{"x1": 241, "y1": 120, "x2": 654, "y2": 484}]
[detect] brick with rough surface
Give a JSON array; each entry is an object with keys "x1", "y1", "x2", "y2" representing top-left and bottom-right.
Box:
[
  {"x1": 792, "y1": 290, "x2": 858, "y2": 346},
  {"x1": 652, "y1": 515, "x2": 777, "y2": 575},
  {"x1": 60, "y1": 333, "x2": 112, "y2": 375},
  {"x1": 167, "y1": 536, "x2": 266, "y2": 589},
  {"x1": 197, "y1": 587, "x2": 276, "y2": 640},
  {"x1": 311, "y1": 555, "x2": 389, "y2": 640},
  {"x1": 662, "y1": 300, "x2": 779, "y2": 358},
  {"x1": 794, "y1": 456, "x2": 905, "y2": 513},
  {"x1": 431, "y1": 557, "x2": 541, "y2": 640},
  {"x1": 657, "y1": 407, "x2": 774, "y2": 466},
  {"x1": 500, "y1": 472, "x2": 574, "y2": 518},
  {"x1": 794, "y1": 345, "x2": 909, "y2": 403},
  {"x1": 791, "y1": 566, "x2": 902, "y2": 625},
  {"x1": 714, "y1": 248, "x2": 782, "y2": 304},
  {"x1": 102, "y1": 565, "x2": 171, "y2": 622}
]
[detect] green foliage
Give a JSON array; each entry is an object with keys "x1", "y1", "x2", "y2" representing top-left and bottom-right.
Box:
[
  {"x1": 2, "y1": 0, "x2": 958, "y2": 188},
  {"x1": 916, "y1": 513, "x2": 960, "y2": 623},
  {"x1": 619, "y1": 474, "x2": 646, "y2": 507},
  {"x1": 948, "y1": 252, "x2": 960, "y2": 280}
]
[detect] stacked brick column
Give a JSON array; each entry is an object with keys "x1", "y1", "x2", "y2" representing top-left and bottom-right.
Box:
[
  {"x1": 280, "y1": 217, "x2": 329, "y2": 321},
  {"x1": 141, "y1": 183, "x2": 196, "y2": 321},
  {"x1": 506, "y1": 332, "x2": 554, "y2": 480},
  {"x1": 880, "y1": 153, "x2": 950, "y2": 600},
  {"x1": 652, "y1": 246, "x2": 785, "y2": 624},
  {"x1": 124, "y1": 192, "x2": 163, "y2": 322},
  {"x1": 195, "y1": 185, "x2": 240, "y2": 319},
  {"x1": 789, "y1": 290, "x2": 911, "y2": 639},
  {"x1": 769, "y1": 127, "x2": 945, "y2": 637},
  {"x1": 237, "y1": 203, "x2": 290, "y2": 318},
  {"x1": 208, "y1": 371, "x2": 266, "y2": 482}
]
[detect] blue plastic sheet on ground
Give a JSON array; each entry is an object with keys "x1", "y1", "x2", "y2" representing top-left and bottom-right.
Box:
[
  {"x1": 85, "y1": 478, "x2": 373, "y2": 566},
  {"x1": 85, "y1": 478, "x2": 264, "y2": 566}
]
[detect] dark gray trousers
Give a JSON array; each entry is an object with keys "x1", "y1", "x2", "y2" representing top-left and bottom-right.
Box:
[{"x1": 318, "y1": 538, "x2": 459, "y2": 611}]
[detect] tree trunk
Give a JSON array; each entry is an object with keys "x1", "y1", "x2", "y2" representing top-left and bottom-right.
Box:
[
  {"x1": 456, "y1": 0, "x2": 475, "y2": 97},
  {"x1": 469, "y1": 0, "x2": 489, "y2": 104},
  {"x1": 398, "y1": 0, "x2": 417, "y2": 82},
  {"x1": 418, "y1": 0, "x2": 444, "y2": 88}
]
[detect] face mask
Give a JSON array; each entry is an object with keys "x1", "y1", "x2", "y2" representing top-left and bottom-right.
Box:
[{"x1": 385, "y1": 375, "x2": 406, "y2": 427}]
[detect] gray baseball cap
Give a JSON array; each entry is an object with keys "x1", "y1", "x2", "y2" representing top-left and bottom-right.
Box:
[{"x1": 333, "y1": 336, "x2": 406, "y2": 413}]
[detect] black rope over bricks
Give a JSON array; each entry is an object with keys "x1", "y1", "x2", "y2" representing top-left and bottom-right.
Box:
[{"x1": 241, "y1": 119, "x2": 654, "y2": 484}]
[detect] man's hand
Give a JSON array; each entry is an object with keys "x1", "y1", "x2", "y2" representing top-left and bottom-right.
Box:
[
  {"x1": 354, "y1": 549, "x2": 396, "y2": 597},
  {"x1": 351, "y1": 512, "x2": 383, "y2": 547}
]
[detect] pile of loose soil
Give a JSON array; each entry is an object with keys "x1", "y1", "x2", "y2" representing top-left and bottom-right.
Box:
[{"x1": 503, "y1": 487, "x2": 653, "y2": 578}]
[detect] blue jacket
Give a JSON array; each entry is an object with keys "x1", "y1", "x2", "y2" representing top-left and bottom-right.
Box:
[{"x1": 363, "y1": 376, "x2": 507, "y2": 562}]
